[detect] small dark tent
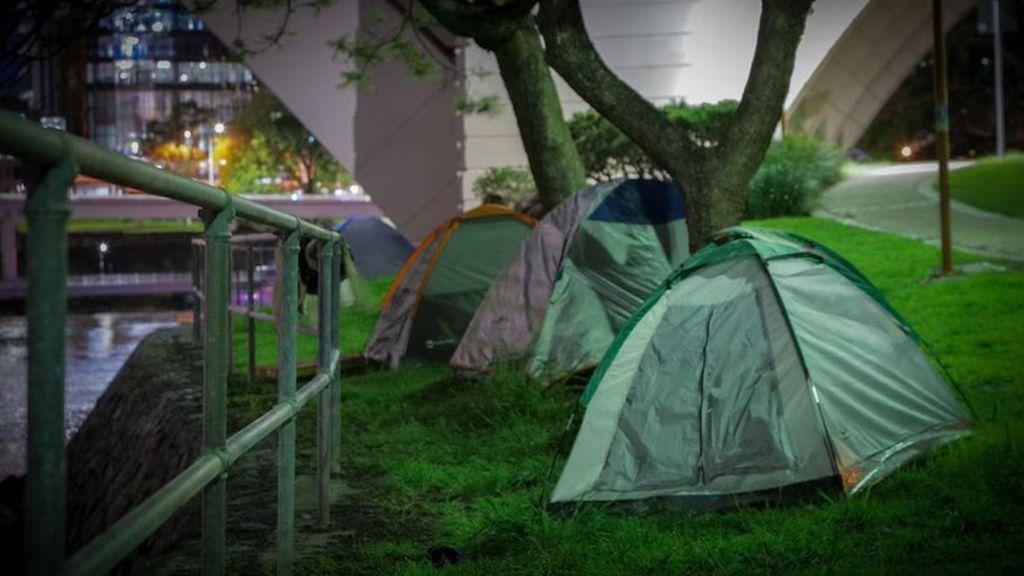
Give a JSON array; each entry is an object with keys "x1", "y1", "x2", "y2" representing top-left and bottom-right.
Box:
[
  {"x1": 365, "y1": 205, "x2": 536, "y2": 367},
  {"x1": 336, "y1": 216, "x2": 414, "y2": 278}
]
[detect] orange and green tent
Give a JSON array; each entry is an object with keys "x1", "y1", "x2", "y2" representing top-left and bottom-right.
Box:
[{"x1": 365, "y1": 204, "x2": 535, "y2": 367}]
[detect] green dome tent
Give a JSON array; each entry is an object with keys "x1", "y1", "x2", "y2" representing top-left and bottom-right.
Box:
[
  {"x1": 551, "y1": 228, "x2": 971, "y2": 507},
  {"x1": 365, "y1": 204, "x2": 536, "y2": 367},
  {"x1": 452, "y1": 179, "x2": 689, "y2": 381}
]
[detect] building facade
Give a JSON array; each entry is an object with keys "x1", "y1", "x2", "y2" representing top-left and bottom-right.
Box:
[
  {"x1": 1, "y1": 0, "x2": 257, "y2": 158},
  {"x1": 86, "y1": 0, "x2": 257, "y2": 155}
]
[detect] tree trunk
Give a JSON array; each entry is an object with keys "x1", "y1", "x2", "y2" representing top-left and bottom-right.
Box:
[
  {"x1": 492, "y1": 21, "x2": 586, "y2": 211},
  {"x1": 539, "y1": 0, "x2": 813, "y2": 249}
]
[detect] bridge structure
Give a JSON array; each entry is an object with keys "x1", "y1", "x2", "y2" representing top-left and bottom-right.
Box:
[
  {"x1": 199, "y1": 0, "x2": 982, "y2": 241},
  {"x1": 0, "y1": 110, "x2": 345, "y2": 576},
  {"x1": 0, "y1": 191, "x2": 381, "y2": 296}
]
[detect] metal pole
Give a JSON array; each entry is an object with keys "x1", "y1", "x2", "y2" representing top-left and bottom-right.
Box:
[
  {"x1": 331, "y1": 241, "x2": 342, "y2": 473},
  {"x1": 316, "y1": 240, "x2": 335, "y2": 526},
  {"x1": 276, "y1": 230, "x2": 300, "y2": 575},
  {"x1": 247, "y1": 243, "x2": 256, "y2": 387},
  {"x1": 24, "y1": 159, "x2": 76, "y2": 576},
  {"x1": 207, "y1": 131, "x2": 215, "y2": 187},
  {"x1": 200, "y1": 203, "x2": 233, "y2": 575},
  {"x1": 192, "y1": 241, "x2": 202, "y2": 342},
  {"x1": 993, "y1": 0, "x2": 1006, "y2": 158},
  {"x1": 226, "y1": 249, "x2": 234, "y2": 377},
  {"x1": 932, "y1": 0, "x2": 954, "y2": 275}
]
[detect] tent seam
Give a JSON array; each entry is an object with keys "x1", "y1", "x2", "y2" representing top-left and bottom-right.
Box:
[{"x1": 754, "y1": 255, "x2": 844, "y2": 482}]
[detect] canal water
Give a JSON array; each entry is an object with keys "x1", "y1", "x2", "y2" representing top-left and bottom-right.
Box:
[{"x1": 0, "y1": 311, "x2": 181, "y2": 480}]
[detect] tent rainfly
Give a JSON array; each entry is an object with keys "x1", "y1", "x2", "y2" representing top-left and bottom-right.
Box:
[
  {"x1": 452, "y1": 179, "x2": 689, "y2": 381},
  {"x1": 336, "y1": 215, "x2": 414, "y2": 278},
  {"x1": 551, "y1": 228, "x2": 971, "y2": 507},
  {"x1": 365, "y1": 204, "x2": 535, "y2": 367}
]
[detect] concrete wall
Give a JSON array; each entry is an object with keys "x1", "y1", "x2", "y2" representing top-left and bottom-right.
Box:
[
  {"x1": 351, "y1": 0, "x2": 462, "y2": 241},
  {"x1": 200, "y1": 0, "x2": 462, "y2": 241},
  {"x1": 197, "y1": 0, "x2": 359, "y2": 170}
]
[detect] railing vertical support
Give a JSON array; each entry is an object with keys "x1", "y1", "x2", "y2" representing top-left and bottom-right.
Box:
[
  {"x1": 24, "y1": 159, "x2": 77, "y2": 576},
  {"x1": 316, "y1": 240, "x2": 335, "y2": 526},
  {"x1": 276, "y1": 230, "x2": 300, "y2": 575},
  {"x1": 331, "y1": 241, "x2": 343, "y2": 473},
  {"x1": 247, "y1": 243, "x2": 256, "y2": 387},
  {"x1": 226, "y1": 250, "x2": 234, "y2": 377},
  {"x1": 200, "y1": 203, "x2": 233, "y2": 575},
  {"x1": 192, "y1": 242, "x2": 202, "y2": 342}
]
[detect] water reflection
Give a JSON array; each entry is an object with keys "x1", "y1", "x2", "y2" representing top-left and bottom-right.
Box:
[{"x1": 0, "y1": 312, "x2": 180, "y2": 479}]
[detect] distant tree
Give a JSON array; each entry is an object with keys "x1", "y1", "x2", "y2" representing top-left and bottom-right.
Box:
[
  {"x1": 225, "y1": 89, "x2": 352, "y2": 195},
  {"x1": 141, "y1": 101, "x2": 215, "y2": 176}
]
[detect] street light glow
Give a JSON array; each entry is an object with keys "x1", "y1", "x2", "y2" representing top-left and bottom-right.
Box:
[
  {"x1": 99, "y1": 242, "x2": 109, "y2": 254},
  {"x1": 184, "y1": 129, "x2": 192, "y2": 139},
  {"x1": 900, "y1": 145, "x2": 913, "y2": 159},
  {"x1": 214, "y1": 122, "x2": 225, "y2": 134}
]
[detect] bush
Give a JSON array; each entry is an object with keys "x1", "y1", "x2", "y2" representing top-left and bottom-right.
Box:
[
  {"x1": 568, "y1": 101, "x2": 738, "y2": 181},
  {"x1": 472, "y1": 166, "x2": 536, "y2": 205},
  {"x1": 746, "y1": 134, "x2": 844, "y2": 218}
]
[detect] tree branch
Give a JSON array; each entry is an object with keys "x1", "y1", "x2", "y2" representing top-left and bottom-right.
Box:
[
  {"x1": 536, "y1": 0, "x2": 696, "y2": 183},
  {"x1": 419, "y1": 0, "x2": 537, "y2": 48},
  {"x1": 715, "y1": 0, "x2": 813, "y2": 189}
]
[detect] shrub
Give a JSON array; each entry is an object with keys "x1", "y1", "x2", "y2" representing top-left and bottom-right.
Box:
[
  {"x1": 472, "y1": 166, "x2": 536, "y2": 205},
  {"x1": 746, "y1": 134, "x2": 844, "y2": 218},
  {"x1": 568, "y1": 101, "x2": 738, "y2": 181},
  {"x1": 569, "y1": 109, "x2": 662, "y2": 180}
]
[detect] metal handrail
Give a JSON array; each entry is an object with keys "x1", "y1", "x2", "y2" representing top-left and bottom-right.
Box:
[
  {"x1": 0, "y1": 111, "x2": 335, "y2": 241},
  {"x1": 0, "y1": 110, "x2": 343, "y2": 576}
]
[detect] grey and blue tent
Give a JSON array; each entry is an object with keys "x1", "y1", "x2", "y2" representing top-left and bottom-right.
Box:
[
  {"x1": 551, "y1": 228, "x2": 971, "y2": 506},
  {"x1": 452, "y1": 179, "x2": 689, "y2": 381},
  {"x1": 336, "y1": 215, "x2": 414, "y2": 278}
]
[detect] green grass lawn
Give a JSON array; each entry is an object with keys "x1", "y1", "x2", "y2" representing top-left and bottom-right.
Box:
[
  {"x1": 228, "y1": 276, "x2": 394, "y2": 373},
  {"x1": 17, "y1": 218, "x2": 203, "y2": 234},
  {"x1": 230, "y1": 218, "x2": 1024, "y2": 574},
  {"x1": 947, "y1": 153, "x2": 1024, "y2": 218}
]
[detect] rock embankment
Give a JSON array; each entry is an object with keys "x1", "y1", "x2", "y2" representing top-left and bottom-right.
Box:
[{"x1": 66, "y1": 326, "x2": 202, "y2": 572}]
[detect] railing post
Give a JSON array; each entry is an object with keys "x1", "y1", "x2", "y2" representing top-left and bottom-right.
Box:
[
  {"x1": 331, "y1": 240, "x2": 342, "y2": 473},
  {"x1": 24, "y1": 159, "x2": 76, "y2": 576},
  {"x1": 276, "y1": 229, "x2": 300, "y2": 575},
  {"x1": 192, "y1": 241, "x2": 202, "y2": 341},
  {"x1": 226, "y1": 249, "x2": 234, "y2": 377},
  {"x1": 200, "y1": 202, "x2": 233, "y2": 575},
  {"x1": 316, "y1": 239, "x2": 335, "y2": 526},
  {"x1": 247, "y1": 243, "x2": 256, "y2": 387}
]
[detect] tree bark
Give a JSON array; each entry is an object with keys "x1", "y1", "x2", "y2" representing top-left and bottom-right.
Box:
[
  {"x1": 420, "y1": 0, "x2": 586, "y2": 211},
  {"x1": 492, "y1": 21, "x2": 586, "y2": 210},
  {"x1": 539, "y1": 0, "x2": 813, "y2": 247},
  {"x1": 706, "y1": 0, "x2": 815, "y2": 236}
]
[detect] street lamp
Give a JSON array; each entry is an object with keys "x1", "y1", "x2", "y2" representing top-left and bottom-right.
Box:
[
  {"x1": 209, "y1": 122, "x2": 225, "y2": 186},
  {"x1": 98, "y1": 242, "x2": 109, "y2": 274}
]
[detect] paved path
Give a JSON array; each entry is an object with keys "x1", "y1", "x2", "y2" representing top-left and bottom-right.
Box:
[{"x1": 815, "y1": 162, "x2": 1024, "y2": 262}]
